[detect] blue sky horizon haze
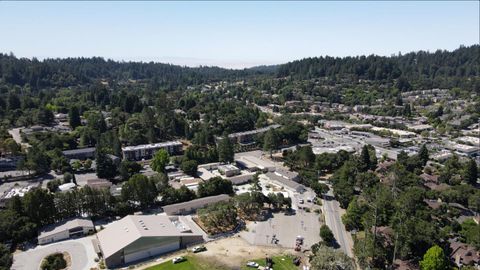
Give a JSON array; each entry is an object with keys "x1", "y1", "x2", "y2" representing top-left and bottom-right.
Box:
[{"x1": 0, "y1": 1, "x2": 478, "y2": 68}]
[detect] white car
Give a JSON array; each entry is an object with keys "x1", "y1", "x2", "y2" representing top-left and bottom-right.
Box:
[
  {"x1": 246, "y1": 261, "x2": 259, "y2": 268},
  {"x1": 172, "y1": 256, "x2": 186, "y2": 264}
]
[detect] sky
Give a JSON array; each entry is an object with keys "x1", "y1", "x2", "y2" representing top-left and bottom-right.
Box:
[{"x1": 0, "y1": 1, "x2": 478, "y2": 69}]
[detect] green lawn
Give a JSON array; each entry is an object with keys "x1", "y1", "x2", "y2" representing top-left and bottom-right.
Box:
[
  {"x1": 145, "y1": 256, "x2": 225, "y2": 270},
  {"x1": 242, "y1": 255, "x2": 298, "y2": 270},
  {"x1": 145, "y1": 255, "x2": 298, "y2": 270}
]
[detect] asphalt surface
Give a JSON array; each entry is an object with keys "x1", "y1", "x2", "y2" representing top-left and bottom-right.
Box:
[
  {"x1": 12, "y1": 237, "x2": 97, "y2": 270},
  {"x1": 322, "y1": 188, "x2": 354, "y2": 257},
  {"x1": 313, "y1": 127, "x2": 399, "y2": 160},
  {"x1": 240, "y1": 210, "x2": 322, "y2": 249}
]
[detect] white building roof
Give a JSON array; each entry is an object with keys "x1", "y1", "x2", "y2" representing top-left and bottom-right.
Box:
[
  {"x1": 122, "y1": 141, "x2": 182, "y2": 152},
  {"x1": 38, "y1": 218, "x2": 93, "y2": 239},
  {"x1": 58, "y1": 182, "x2": 76, "y2": 191},
  {"x1": 97, "y1": 215, "x2": 200, "y2": 259}
]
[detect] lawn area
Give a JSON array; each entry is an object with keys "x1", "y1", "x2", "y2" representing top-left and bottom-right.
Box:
[
  {"x1": 145, "y1": 255, "x2": 225, "y2": 270},
  {"x1": 242, "y1": 255, "x2": 298, "y2": 270}
]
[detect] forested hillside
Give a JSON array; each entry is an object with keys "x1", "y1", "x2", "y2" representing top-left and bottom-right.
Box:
[
  {"x1": 277, "y1": 45, "x2": 480, "y2": 92},
  {"x1": 0, "y1": 54, "x2": 273, "y2": 90}
]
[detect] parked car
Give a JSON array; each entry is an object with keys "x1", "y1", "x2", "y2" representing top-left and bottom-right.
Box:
[
  {"x1": 192, "y1": 245, "x2": 207, "y2": 253},
  {"x1": 246, "y1": 261, "x2": 259, "y2": 268},
  {"x1": 299, "y1": 199, "x2": 304, "y2": 204},
  {"x1": 172, "y1": 256, "x2": 186, "y2": 264}
]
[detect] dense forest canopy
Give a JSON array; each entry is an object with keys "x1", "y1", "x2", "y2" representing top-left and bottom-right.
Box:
[
  {"x1": 0, "y1": 54, "x2": 274, "y2": 90},
  {"x1": 277, "y1": 45, "x2": 480, "y2": 92},
  {"x1": 1, "y1": 45, "x2": 479, "y2": 92}
]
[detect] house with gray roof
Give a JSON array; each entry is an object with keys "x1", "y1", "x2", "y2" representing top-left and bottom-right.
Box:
[{"x1": 38, "y1": 218, "x2": 94, "y2": 245}]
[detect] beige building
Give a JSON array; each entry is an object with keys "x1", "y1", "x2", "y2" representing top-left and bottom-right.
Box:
[
  {"x1": 97, "y1": 215, "x2": 203, "y2": 268},
  {"x1": 38, "y1": 218, "x2": 94, "y2": 245}
]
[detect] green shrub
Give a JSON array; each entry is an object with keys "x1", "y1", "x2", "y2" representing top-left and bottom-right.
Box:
[{"x1": 41, "y1": 253, "x2": 66, "y2": 270}]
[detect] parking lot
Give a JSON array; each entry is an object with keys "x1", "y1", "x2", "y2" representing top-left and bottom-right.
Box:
[
  {"x1": 12, "y1": 236, "x2": 98, "y2": 270},
  {"x1": 240, "y1": 209, "x2": 322, "y2": 249}
]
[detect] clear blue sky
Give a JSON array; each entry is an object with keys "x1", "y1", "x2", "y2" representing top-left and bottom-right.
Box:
[{"x1": 0, "y1": 1, "x2": 478, "y2": 68}]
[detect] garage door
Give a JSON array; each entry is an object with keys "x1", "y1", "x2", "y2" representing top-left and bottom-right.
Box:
[{"x1": 124, "y1": 240, "x2": 180, "y2": 264}]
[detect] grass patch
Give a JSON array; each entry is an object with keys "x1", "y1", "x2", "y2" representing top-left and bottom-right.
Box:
[
  {"x1": 241, "y1": 255, "x2": 298, "y2": 270},
  {"x1": 145, "y1": 256, "x2": 226, "y2": 270}
]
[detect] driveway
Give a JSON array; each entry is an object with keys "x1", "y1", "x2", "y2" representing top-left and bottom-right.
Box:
[{"x1": 12, "y1": 236, "x2": 98, "y2": 270}]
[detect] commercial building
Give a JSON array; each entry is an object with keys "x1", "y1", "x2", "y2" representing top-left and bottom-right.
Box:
[
  {"x1": 38, "y1": 218, "x2": 94, "y2": 245},
  {"x1": 97, "y1": 215, "x2": 203, "y2": 267},
  {"x1": 264, "y1": 172, "x2": 306, "y2": 193},
  {"x1": 218, "y1": 164, "x2": 240, "y2": 177},
  {"x1": 62, "y1": 147, "x2": 96, "y2": 160},
  {"x1": 86, "y1": 178, "x2": 113, "y2": 190},
  {"x1": 227, "y1": 125, "x2": 281, "y2": 145},
  {"x1": 446, "y1": 143, "x2": 480, "y2": 157},
  {"x1": 162, "y1": 194, "x2": 231, "y2": 215},
  {"x1": 122, "y1": 141, "x2": 183, "y2": 160}
]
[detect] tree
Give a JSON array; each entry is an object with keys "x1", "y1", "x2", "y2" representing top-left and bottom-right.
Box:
[
  {"x1": 310, "y1": 245, "x2": 355, "y2": 270},
  {"x1": 121, "y1": 174, "x2": 158, "y2": 208},
  {"x1": 198, "y1": 201, "x2": 237, "y2": 234},
  {"x1": 217, "y1": 136, "x2": 234, "y2": 163},
  {"x1": 419, "y1": 245, "x2": 449, "y2": 270},
  {"x1": 197, "y1": 177, "x2": 233, "y2": 197},
  {"x1": 118, "y1": 160, "x2": 142, "y2": 181},
  {"x1": 263, "y1": 129, "x2": 279, "y2": 157},
  {"x1": 181, "y1": 159, "x2": 198, "y2": 176},
  {"x1": 234, "y1": 192, "x2": 265, "y2": 220},
  {"x1": 151, "y1": 149, "x2": 169, "y2": 173},
  {"x1": 36, "y1": 107, "x2": 54, "y2": 125},
  {"x1": 320, "y1": 225, "x2": 335, "y2": 245},
  {"x1": 20, "y1": 145, "x2": 51, "y2": 175},
  {"x1": 68, "y1": 106, "x2": 81, "y2": 129},
  {"x1": 0, "y1": 243, "x2": 12, "y2": 270},
  {"x1": 95, "y1": 147, "x2": 117, "y2": 179},
  {"x1": 359, "y1": 145, "x2": 371, "y2": 172},
  {"x1": 463, "y1": 158, "x2": 478, "y2": 185},
  {"x1": 419, "y1": 144, "x2": 429, "y2": 166},
  {"x1": 342, "y1": 197, "x2": 366, "y2": 231},
  {"x1": 2, "y1": 138, "x2": 20, "y2": 155},
  {"x1": 22, "y1": 188, "x2": 56, "y2": 226}
]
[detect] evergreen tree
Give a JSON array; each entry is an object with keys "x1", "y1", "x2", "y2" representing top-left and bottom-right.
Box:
[
  {"x1": 463, "y1": 158, "x2": 478, "y2": 185},
  {"x1": 419, "y1": 144, "x2": 429, "y2": 166},
  {"x1": 218, "y1": 136, "x2": 234, "y2": 163},
  {"x1": 360, "y1": 145, "x2": 371, "y2": 172},
  {"x1": 263, "y1": 129, "x2": 279, "y2": 158},
  {"x1": 95, "y1": 146, "x2": 117, "y2": 179},
  {"x1": 68, "y1": 106, "x2": 81, "y2": 129}
]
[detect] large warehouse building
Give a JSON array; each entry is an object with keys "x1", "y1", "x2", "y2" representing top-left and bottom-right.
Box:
[{"x1": 97, "y1": 215, "x2": 203, "y2": 268}]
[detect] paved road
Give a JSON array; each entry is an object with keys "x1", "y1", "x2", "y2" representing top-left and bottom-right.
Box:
[
  {"x1": 322, "y1": 188, "x2": 354, "y2": 258},
  {"x1": 12, "y1": 237, "x2": 97, "y2": 270},
  {"x1": 8, "y1": 128, "x2": 31, "y2": 149}
]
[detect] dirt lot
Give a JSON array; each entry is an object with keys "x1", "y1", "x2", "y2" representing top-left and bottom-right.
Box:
[
  {"x1": 196, "y1": 236, "x2": 294, "y2": 268},
  {"x1": 134, "y1": 236, "x2": 295, "y2": 270}
]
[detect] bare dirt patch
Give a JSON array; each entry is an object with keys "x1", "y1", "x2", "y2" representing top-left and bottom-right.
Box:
[{"x1": 196, "y1": 236, "x2": 294, "y2": 268}]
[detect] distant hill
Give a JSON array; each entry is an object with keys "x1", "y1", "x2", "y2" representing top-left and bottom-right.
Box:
[
  {"x1": 276, "y1": 45, "x2": 480, "y2": 92},
  {"x1": 0, "y1": 54, "x2": 273, "y2": 90}
]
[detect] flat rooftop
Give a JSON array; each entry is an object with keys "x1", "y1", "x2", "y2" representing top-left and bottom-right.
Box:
[{"x1": 122, "y1": 141, "x2": 182, "y2": 151}]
